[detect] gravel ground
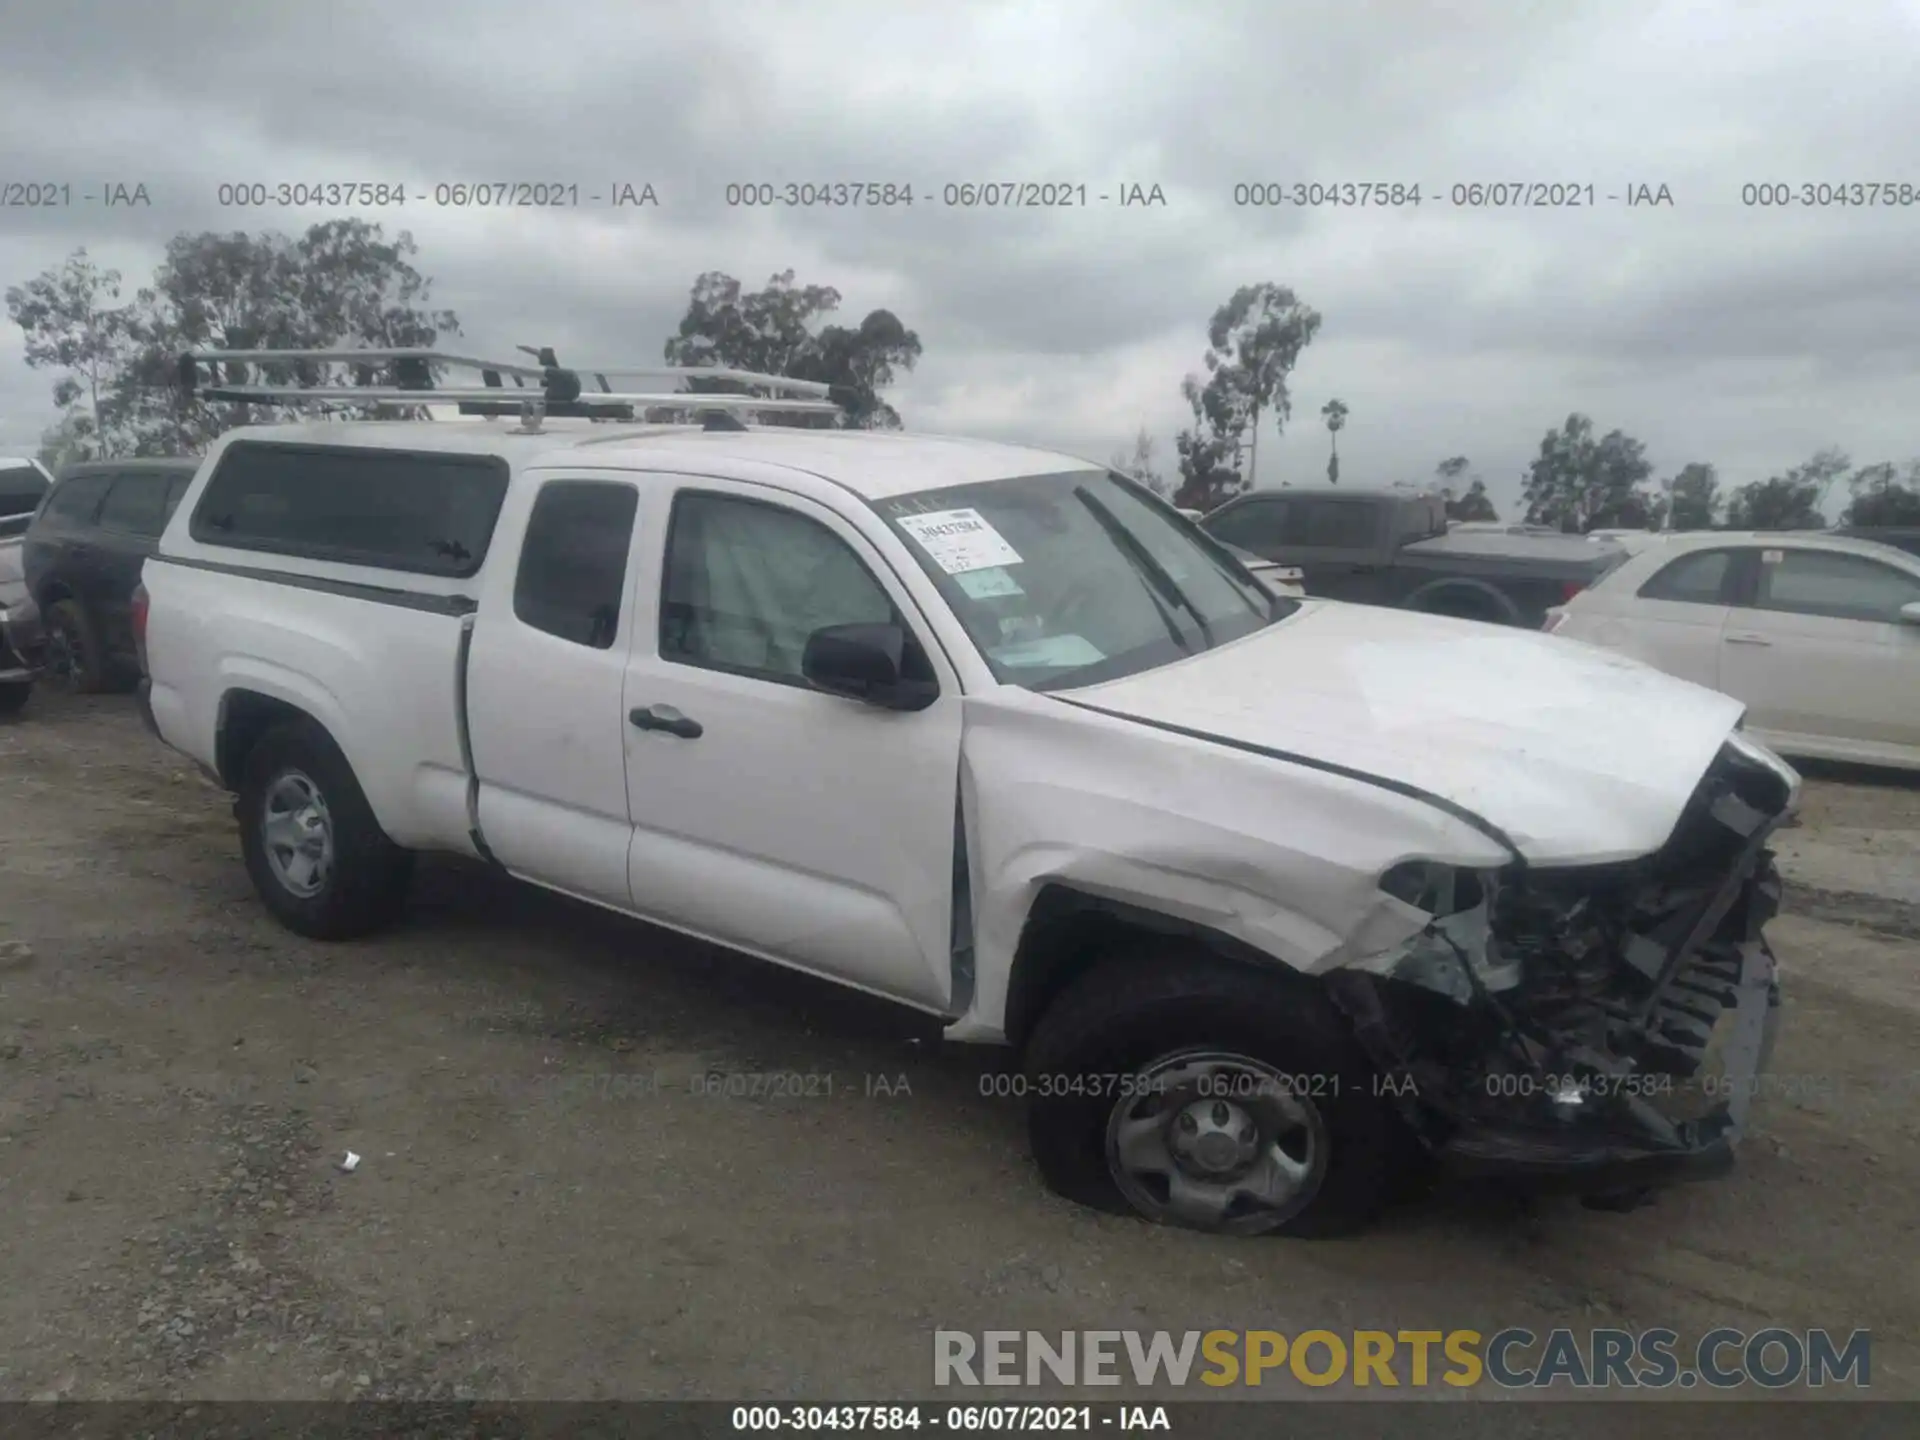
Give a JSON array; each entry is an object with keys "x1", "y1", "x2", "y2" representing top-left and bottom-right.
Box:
[{"x1": 1, "y1": 689, "x2": 1917, "y2": 1408}]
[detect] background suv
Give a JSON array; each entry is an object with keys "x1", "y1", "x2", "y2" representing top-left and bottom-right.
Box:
[{"x1": 23, "y1": 458, "x2": 200, "y2": 693}]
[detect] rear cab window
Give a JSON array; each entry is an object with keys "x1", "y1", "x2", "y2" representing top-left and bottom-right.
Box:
[{"x1": 189, "y1": 442, "x2": 510, "y2": 577}]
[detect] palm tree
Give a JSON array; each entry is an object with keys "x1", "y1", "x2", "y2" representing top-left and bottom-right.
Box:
[{"x1": 1321, "y1": 398, "x2": 1348, "y2": 485}]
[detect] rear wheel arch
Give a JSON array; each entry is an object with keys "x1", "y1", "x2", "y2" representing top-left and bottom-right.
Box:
[
  {"x1": 1402, "y1": 578, "x2": 1521, "y2": 625},
  {"x1": 216, "y1": 688, "x2": 373, "y2": 797},
  {"x1": 1002, "y1": 882, "x2": 1320, "y2": 1052},
  {"x1": 217, "y1": 688, "x2": 319, "y2": 790}
]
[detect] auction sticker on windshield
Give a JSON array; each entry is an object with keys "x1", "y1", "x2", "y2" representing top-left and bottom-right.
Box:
[
  {"x1": 896, "y1": 509, "x2": 1023, "y2": 575},
  {"x1": 955, "y1": 567, "x2": 1024, "y2": 599}
]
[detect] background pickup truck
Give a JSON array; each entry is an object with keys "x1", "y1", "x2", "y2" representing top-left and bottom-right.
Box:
[{"x1": 1200, "y1": 487, "x2": 1628, "y2": 628}]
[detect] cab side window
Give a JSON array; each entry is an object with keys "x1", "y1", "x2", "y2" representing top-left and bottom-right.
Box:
[
  {"x1": 660, "y1": 492, "x2": 900, "y2": 684},
  {"x1": 513, "y1": 480, "x2": 640, "y2": 649}
]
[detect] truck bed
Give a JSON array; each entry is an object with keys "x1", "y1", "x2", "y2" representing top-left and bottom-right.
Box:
[
  {"x1": 141, "y1": 555, "x2": 479, "y2": 853},
  {"x1": 1401, "y1": 529, "x2": 1626, "y2": 580}
]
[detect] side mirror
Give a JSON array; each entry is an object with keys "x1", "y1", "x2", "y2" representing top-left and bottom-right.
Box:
[
  {"x1": 1900, "y1": 601, "x2": 1920, "y2": 626},
  {"x1": 801, "y1": 622, "x2": 939, "y2": 711}
]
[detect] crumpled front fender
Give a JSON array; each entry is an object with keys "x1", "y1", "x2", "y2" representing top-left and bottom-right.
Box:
[{"x1": 945, "y1": 689, "x2": 1512, "y2": 1042}]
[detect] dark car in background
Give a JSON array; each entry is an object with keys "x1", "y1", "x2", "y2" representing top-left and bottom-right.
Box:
[
  {"x1": 23, "y1": 459, "x2": 200, "y2": 693},
  {"x1": 1199, "y1": 487, "x2": 1627, "y2": 628}
]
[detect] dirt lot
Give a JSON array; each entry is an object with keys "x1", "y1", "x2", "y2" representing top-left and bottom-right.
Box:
[{"x1": 2, "y1": 689, "x2": 1917, "y2": 1407}]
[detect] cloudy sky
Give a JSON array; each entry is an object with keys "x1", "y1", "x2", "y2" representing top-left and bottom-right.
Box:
[{"x1": 3, "y1": 0, "x2": 1917, "y2": 514}]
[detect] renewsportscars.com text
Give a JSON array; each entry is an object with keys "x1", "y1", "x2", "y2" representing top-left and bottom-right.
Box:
[{"x1": 934, "y1": 1328, "x2": 1871, "y2": 1390}]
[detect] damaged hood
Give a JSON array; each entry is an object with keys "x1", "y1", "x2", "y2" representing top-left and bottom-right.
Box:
[{"x1": 1056, "y1": 600, "x2": 1746, "y2": 866}]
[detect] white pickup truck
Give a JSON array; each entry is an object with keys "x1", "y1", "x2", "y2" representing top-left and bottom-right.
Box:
[{"x1": 137, "y1": 349, "x2": 1798, "y2": 1237}]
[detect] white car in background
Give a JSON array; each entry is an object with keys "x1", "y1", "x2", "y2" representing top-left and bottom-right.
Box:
[{"x1": 1547, "y1": 531, "x2": 1920, "y2": 771}]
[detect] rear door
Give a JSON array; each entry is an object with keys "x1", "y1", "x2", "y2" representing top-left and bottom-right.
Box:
[
  {"x1": 27, "y1": 472, "x2": 112, "y2": 600},
  {"x1": 1720, "y1": 545, "x2": 1920, "y2": 757},
  {"x1": 90, "y1": 472, "x2": 175, "y2": 660},
  {"x1": 467, "y1": 471, "x2": 645, "y2": 908},
  {"x1": 617, "y1": 477, "x2": 965, "y2": 1011}
]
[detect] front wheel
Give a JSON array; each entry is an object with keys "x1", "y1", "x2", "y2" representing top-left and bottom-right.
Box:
[
  {"x1": 1023, "y1": 954, "x2": 1410, "y2": 1237},
  {"x1": 0, "y1": 681, "x2": 29, "y2": 716},
  {"x1": 237, "y1": 718, "x2": 414, "y2": 940}
]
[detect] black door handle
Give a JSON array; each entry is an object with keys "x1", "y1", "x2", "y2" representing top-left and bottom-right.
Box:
[{"x1": 629, "y1": 705, "x2": 703, "y2": 739}]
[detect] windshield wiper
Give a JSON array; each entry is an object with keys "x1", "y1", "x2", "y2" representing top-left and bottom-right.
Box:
[
  {"x1": 1076, "y1": 488, "x2": 1214, "y2": 649},
  {"x1": 1071, "y1": 490, "x2": 1189, "y2": 653}
]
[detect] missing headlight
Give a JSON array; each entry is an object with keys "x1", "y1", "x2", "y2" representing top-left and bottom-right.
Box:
[{"x1": 1379, "y1": 860, "x2": 1486, "y2": 915}]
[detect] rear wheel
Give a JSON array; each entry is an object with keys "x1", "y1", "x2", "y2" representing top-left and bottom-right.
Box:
[
  {"x1": 237, "y1": 718, "x2": 414, "y2": 939},
  {"x1": 0, "y1": 682, "x2": 29, "y2": 716},
  {"x1": 44, "y1": 599, "x2": 109, "y2": 694},
  {"x1": 1023, "y1": 952, "x2": 1409, "y2": 1237}
]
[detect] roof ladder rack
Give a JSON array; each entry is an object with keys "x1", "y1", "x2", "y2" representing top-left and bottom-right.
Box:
[{"x1": 174, "y1": 346, "x2": 843, "y2": 425}]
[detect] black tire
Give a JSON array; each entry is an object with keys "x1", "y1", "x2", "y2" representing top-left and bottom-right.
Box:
[
  {"x1": 45, "y1": 598, "x2": 110, "y2": 694},
  {"x1": 0, "y1": 681, "x2": 29, "y2": 716},
  {"x1": 1023, "y1": 951, "x2": 1409, "y2": 1237},
  {"x1": 237, "y1": 717, "x2": 414, "y2": 940}
]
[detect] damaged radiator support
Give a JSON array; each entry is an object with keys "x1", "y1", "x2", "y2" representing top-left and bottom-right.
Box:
[{"x1": 1328, "y1": 740, "x2": 1794, "y2": 1194}]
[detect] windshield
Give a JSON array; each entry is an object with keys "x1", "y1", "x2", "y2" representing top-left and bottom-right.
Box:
[{"x1": 875, "y1": 469, "x2": 1294, "y2": 690}]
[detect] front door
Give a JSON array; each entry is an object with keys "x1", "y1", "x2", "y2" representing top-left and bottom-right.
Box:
[
  {"x1": 619, "y1": 479, "x2": 965, "y2": 1012},
  {"x1": 1719, "y1": 545, "x2": 1920, "y2": 758},
  {"x1": 91, "y1": 472, "x2": 174, "y2": 663},
  {"x1": 1615, "y1": 544, "x2": 1742, "y2": 688}
]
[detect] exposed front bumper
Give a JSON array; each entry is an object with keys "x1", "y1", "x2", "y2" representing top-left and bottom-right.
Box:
[
  {"x1": 1330, "y1": 736, "x2": 1794, "y2": 1200},
  {"x1": 1434, "y1": 945, "x2": 1781, "y2": 1194}
]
